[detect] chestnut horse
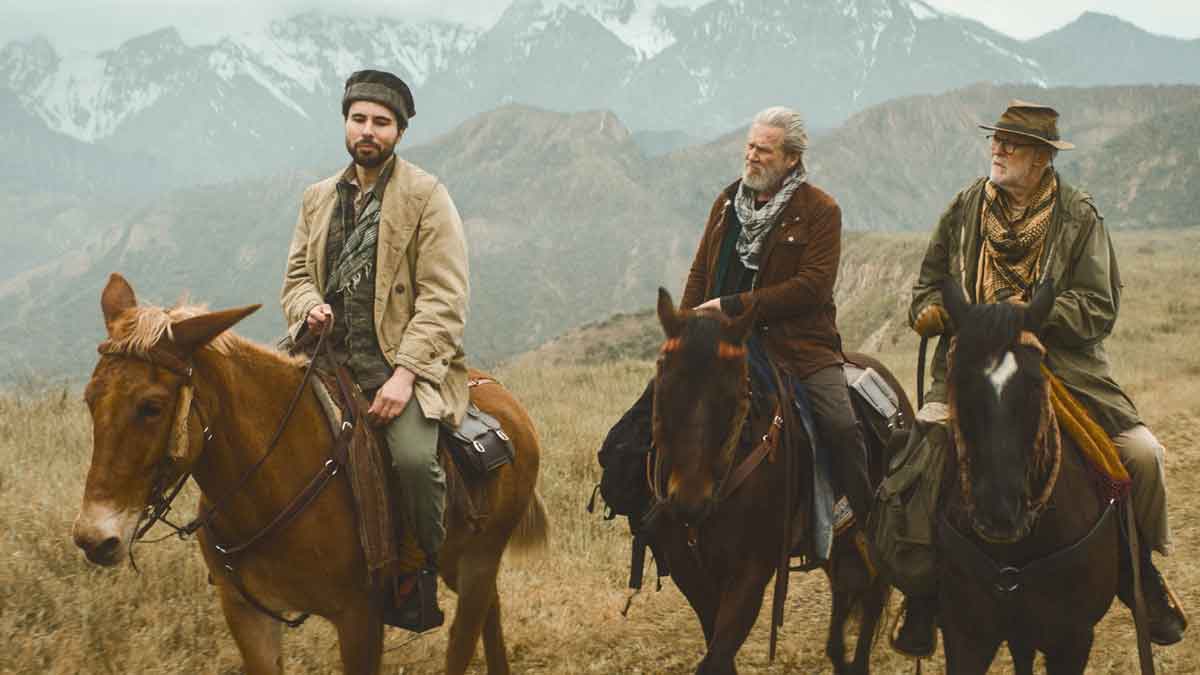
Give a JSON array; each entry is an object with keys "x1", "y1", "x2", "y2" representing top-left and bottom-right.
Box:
[
  {"x1": 72, "y1": 273, "x2": 548, "y2": 674},
  {"x1": 650, "y1": 289, "x2": 907, "y2": 675},
  {"x1": 936, "y1": 279, "x2": 1121, "y2": 674}
]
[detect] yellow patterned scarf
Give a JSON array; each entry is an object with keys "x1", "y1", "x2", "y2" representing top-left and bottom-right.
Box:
[{"x1": 977, "y1": 171, "x2": 1057, "y2": 303}]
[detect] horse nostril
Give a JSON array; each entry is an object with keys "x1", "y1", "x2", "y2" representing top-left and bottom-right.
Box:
[{"x1": 88, "y1": 536, "x2": 122, "y2": 565}]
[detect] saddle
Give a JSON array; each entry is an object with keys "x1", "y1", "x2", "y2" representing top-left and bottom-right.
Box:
[
  {"x1": 309, "y1": 365, "x2": 517, "y2": 584},
  {"x1": 784, "y1": 360, "x2": 904, "y2": 567}
]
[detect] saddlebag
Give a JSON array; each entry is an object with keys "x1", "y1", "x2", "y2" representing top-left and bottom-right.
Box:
[{"x1": 442, "y1": 403, "x2": 515, "y2": 478}]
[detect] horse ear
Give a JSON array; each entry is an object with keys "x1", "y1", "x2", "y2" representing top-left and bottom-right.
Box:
[
  {"x1": 657, "y1": 287, "x2": 683, "y2": 338},
  {"x1": 1025, "y1": 278, "x2": 1056, "y2": 332},
  {"x1": 170, "y1": 305, "x2": 261, "y2": 354},
  {"x1": 941, "y1": 278, "x2": 969, "y2": 331},
  {"x1": 101, "y1": 273, "x2": 137, "y2": 336},
  {"x1": 725, "y1": 300, "x2": 758, "y2": 344}
]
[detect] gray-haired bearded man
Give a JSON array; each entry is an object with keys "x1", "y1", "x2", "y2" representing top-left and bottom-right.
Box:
[
  {"x1": 682, "y1": 106, "x2": 875, "y2": 534},
  {"x1": 281, "y1": 69, "x2": 470, "y2": 633},
  {"x1": 893, "y1": 100, "x2": 1187, "y2": 655}
]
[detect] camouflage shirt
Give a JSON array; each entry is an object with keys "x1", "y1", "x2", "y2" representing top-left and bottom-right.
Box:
[{"x1": 324, "y1": 157, "x2": 396, "y2": 391}]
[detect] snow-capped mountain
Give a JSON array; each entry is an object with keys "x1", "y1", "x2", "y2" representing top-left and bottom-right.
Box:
[{"x1": 2, "y1": 0, "x2": 1198, "y2": 188}]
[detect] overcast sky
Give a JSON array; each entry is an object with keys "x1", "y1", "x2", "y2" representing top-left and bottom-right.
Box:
[{"x1": 1, "y1": 0, "x2": 1197, "y2": 54}]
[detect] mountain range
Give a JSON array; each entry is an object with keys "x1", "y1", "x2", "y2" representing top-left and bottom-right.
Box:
[
  {"x1": 3, "y1": 1, "x2": 1199, "y2": 189},
  {"x1": 3, "y1": 81, "x2": 1198, "y2": 381}
]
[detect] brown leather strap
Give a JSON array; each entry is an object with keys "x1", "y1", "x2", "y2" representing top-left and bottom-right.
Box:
[
  {"x1": 1126, "y1": 498, "x2": 1157, "y2": 675},
  {"x1": 717, "y1": 406, "x2": 783, "y2": 502},
  {"x1": 213, "y1": 458, "x2": 341, "y2": 557}
]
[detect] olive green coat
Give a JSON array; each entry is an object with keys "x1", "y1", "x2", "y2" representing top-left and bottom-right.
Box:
[
  {"x1": 909, "y1": 172, "x2": 1139, "y2": 436},
  {"x1": 281, "y1": 156, "x2": 470, "y2": 426}
]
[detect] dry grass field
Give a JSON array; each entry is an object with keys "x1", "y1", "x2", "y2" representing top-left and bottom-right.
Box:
[{"x1": 2, "y1": 230, "x2": 1198, "y2": 674}]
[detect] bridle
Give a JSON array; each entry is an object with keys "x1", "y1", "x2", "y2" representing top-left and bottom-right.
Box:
[
  {"x1": 648, "y1": 336, "x2": 783, "y2": 535},
  {"x1": 95, "y1": 330, "x2": 340, "y2": 626},
  {"x1": 947, "y1": 330, "x2": 1062, "y2": 543}
]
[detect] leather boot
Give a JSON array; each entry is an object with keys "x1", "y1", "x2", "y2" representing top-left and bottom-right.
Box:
[
  {"x1": 1143, "y1": 557, "x2": 1187, "y2": 646},
  {"x1": 892, "y1": 594, "x2": 937, "y2": 657},
  {"x1": 383, "y1": 568, "x2": 445, "y2": 633}
]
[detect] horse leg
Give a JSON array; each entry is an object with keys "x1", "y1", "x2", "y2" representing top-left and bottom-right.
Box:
[
  {"x1": 669, "y1": 546, "x2": 719, "y2": 644},
  {"x1": 849, "y1": 577, "x2": 889, "y2": 675},
  {"x1": 481, "y1": 590, "x2": 510, "y2": 675},
  {"x1": 826, "y1": 587, "x2": 851, "y2": 675},
  {"x1": 331, "y1": 599, "x2": 384, "y2": 675},
  {"x1": 941, "y1": 624, "x2": 1000, "y2": 675},
  {"x1": 1007, "y1": 638, "x2": 1035, "y2": 675},
  {"x1": 215, "y1": 582, "x2": 283, "y2": 675},
  {"x1": 445, "y1": 549, "x2": 505, "y2": 675},
  {"x1": 1042, "y1": 631, "x2": 1094, "y2": 675},
  {"x1": 698, "y1": 559, "x2": 775, "y2": 675}
]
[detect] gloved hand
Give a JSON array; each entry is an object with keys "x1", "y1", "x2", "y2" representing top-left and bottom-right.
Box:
[{"x1": 913, "y1": 304, "x2": 950, "y2": 338}]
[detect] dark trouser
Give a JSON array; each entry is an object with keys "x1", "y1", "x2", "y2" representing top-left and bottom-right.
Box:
[{"x1": 802, "y1": 365, "x2": 873, "y2": 519}]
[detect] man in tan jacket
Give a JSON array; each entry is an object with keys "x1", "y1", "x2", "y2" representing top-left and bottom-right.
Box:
[{"x1": 281, "y1": 69, "x2": 469, "y2": 632}]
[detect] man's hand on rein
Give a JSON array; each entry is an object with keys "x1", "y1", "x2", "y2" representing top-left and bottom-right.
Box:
[{"x1": 913, "y1": 304, "x2": 951, "y2": 338}]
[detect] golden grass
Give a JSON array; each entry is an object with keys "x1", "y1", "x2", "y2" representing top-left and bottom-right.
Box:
[{"x1": 3, "y1": 230, "x2": 1198, "y2": 673}]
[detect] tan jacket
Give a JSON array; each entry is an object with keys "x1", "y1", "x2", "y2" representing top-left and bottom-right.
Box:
[{"x1": 281, "y1": 157, "x2": 470, "y2": 425}]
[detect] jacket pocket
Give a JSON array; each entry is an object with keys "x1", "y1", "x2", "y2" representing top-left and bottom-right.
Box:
[{"x1": 762, "y1": 221, "x2": 809, "y2": 280}]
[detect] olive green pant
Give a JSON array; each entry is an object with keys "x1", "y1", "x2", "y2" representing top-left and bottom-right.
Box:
[{"x1": 379, "y1": 396, "x2": 446, "y2": 563}]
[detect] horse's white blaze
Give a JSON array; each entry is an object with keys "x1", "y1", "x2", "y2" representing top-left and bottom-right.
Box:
[{"x1": 986, "y1": 351, "x2": 1019, "y2": 398}]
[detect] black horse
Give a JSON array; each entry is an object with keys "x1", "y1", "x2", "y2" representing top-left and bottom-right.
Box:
[{"x1": 936, "y1": 279, "x2": 1123, "y2": 674}]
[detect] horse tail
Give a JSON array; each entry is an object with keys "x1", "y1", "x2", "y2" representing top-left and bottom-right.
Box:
[{"x1": 509, "y1": 488, "x2": 550, "y2": 555}]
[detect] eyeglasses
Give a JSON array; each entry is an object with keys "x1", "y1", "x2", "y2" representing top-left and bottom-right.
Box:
[{"x1": 987, "y1": 134, "x2": 1041, "y2": 155}]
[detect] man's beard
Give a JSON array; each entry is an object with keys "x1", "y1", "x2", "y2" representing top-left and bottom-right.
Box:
[
  {"x1": 346, "y1": 138, "x2": 393, "y2": 168},
  {"x1": 742, "y1": 162, "x2": 790, "y2": 193}
]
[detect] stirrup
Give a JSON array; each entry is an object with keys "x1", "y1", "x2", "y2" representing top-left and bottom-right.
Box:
[{"x1": 382, "y1": 569, "x2": 444, "y2": 633}]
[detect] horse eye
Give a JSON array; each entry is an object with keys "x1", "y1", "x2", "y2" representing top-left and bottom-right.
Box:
[{"x1": 137, "y1": 401, "x2": 164, "y2": 419}]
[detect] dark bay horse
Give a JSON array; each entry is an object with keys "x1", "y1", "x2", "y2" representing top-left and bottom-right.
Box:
[
  {"x1": 650, "y1": 289, "x2": 908, "y2": 675},
  {"x1": 936, "y1": 279, "x2": 1120, "y2": 674},
  {"x1": 72, "y1": 273, "x2": 548, "y2": 674}
]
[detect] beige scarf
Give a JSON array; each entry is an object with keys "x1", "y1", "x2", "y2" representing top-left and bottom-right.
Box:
[{"x1": 977, "y1": 171, "x2": 1057, "y2": 303}]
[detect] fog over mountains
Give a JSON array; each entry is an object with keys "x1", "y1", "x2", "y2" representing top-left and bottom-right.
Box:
[
  {"x1": 4, "y1": 81, "x2": 1198, "y2": 380},
  {"x1": 3, "y1": 0, "x2": 1199, "y2": 380},
  {"x1": 2, "y1": 1, "x2": 1199, "y2": 187}
]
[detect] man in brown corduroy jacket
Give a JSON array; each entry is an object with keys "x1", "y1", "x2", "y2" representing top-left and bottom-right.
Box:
[{"x1": 681, "y1": 106, "x2": 871, "y2": 525}]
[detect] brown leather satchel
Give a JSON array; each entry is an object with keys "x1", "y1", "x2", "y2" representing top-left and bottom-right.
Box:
[{"x1": 442, "y1": 403, "x2": 514, "y2": 477}]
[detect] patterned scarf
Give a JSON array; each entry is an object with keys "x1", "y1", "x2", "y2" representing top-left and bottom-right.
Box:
[
  {"x1": 734, "y1": 166, "x2": 807, "y2": 270},
  {"x1": 978, "y1": 171, "x2": 1057, "y2": 303},
  {"x1": 326, "y1": 192, "x2": 382, "y2": 297}
]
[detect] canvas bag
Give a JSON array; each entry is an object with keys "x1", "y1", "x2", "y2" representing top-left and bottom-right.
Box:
[{"x1": 867, "y1": 420, "x2": 949, "y2": 597}]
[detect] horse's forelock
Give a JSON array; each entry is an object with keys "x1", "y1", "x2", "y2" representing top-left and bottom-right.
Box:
[
  {"x1": 954, "y1": 302, "x2": 1022, "y2": 365},
  {"x1": 105, "y1": 303, "x2": 239, "y2": 357},
  {"x1": 678, "y1": 314, "x2": 725, "y2": 370}
]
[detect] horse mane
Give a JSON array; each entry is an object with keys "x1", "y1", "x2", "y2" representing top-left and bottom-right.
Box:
[{"x1": 107, "y1": 302, "x2": 303, "y2": 369}]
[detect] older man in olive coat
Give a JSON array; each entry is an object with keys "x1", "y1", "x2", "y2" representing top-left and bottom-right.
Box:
[{"x1": 893, "y1": 100, "x2": 1185, "y2": 655}]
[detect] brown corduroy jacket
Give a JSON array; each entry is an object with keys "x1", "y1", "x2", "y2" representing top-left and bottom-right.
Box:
[{"x1": 680, "y1": 180, "x2": 844, "y2": 378}]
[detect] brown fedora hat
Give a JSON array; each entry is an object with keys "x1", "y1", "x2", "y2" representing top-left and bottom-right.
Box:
[{"x1": 978, "y1": 99, "x2": 1075, "y2": 150}]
